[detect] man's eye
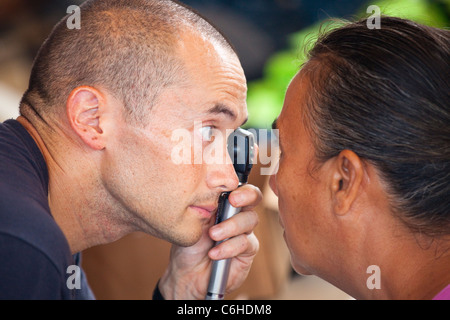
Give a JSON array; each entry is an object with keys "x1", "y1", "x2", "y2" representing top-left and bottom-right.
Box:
[{"x1": 200, "y1": 126, "x2": 214, "y2": 142}]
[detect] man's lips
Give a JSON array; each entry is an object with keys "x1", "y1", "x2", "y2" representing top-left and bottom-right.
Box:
[{"x1": 189, "y1": 205, "x2": 218, "y2": 218}]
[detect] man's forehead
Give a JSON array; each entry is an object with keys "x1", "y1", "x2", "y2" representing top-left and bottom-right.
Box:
[{"x1": 171, "y1": 31, "x2": 248, "y2": 126}]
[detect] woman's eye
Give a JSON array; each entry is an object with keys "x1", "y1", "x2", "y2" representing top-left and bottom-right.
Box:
[{"x1": 200, "y1": 126, "x2": 214, "y2": 142}]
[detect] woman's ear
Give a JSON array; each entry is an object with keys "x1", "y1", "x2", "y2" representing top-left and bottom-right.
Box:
[
  {"x1": 66, "y1": 86, "x2": 106, "y2": 150},
  {"x1": 331, "y1": 150, "x2": 364, "y2": 215}
]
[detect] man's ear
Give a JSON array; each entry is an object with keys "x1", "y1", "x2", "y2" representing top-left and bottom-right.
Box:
[
  {"x1": 331, "y1": 150, "x2": 364, "y2": 215},
  {"x1": 66, "y1": 86, "x2": 106, "y2": 150}
]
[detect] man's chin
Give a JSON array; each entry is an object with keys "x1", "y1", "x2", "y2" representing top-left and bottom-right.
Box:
[
  {"x1": 173, "y1": 236, "x2": 200, "y2": 248},
  {"x1": 166, "y1": 226, "x2": 204, "y2": 248}
]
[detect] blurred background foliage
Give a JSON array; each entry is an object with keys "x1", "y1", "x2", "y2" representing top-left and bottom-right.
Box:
[
  {"x1": 244, "y1": 0, "x2": 450, "y2": 129},
  {"x1": 0, "y1": 0, "x2": 449, "y2": 124}
]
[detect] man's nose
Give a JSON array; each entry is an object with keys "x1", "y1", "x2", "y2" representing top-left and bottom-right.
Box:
[
  {"x1": 269, "y1": 174, "x2": 279, "y2": 197},
  {"x1": 206, "y1": 157, "x2": 239, "y2": 192}
]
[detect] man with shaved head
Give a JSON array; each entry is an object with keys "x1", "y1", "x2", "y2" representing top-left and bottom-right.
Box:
[{"x1": 0, "y1": 0, "x2": 260, "y2": 299}]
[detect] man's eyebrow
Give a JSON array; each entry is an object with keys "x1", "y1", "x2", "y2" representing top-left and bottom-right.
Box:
[{"x1": 207, "y1": 104, "x2": 248, "y2": 127}]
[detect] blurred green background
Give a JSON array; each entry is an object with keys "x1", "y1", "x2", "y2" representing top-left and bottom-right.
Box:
[
  {"x1": 244, "y1": 0, "x2": 450, "y2": 129},
  {"x1": 0, "y1": 0, "x2": 448, "y2": 124}
]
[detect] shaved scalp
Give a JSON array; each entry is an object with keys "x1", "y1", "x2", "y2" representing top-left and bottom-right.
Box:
[{"x1": 20, "y1": 0, "x2": 235, "y2": 126}]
